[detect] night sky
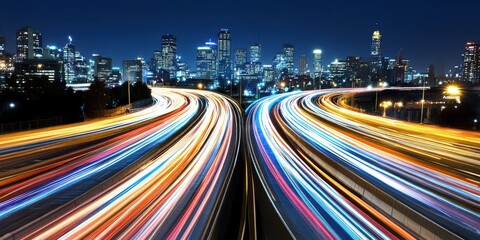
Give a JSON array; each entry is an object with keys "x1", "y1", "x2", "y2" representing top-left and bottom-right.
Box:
[{"x1": 1, "y1": 0, "x2": 479, "y2": 74}]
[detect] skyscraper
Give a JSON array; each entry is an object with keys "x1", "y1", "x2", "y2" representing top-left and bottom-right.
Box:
[
  {"x1": 217, "y1": 29, "x2": 231, "y2": 80},
  {"x1": 234, "y1": 49, "x2": 247, "y2": 71},
  {"x1": 283, "y1": 44, "x2": 295, "y2": 74},
  {"x1": 91, "y1": 54, "x2": 112, "y2": 81},
  {"x1": 75, "y1": 51, "x2": 89, "y2": 83},
  {"x1": 312, "y1": 49, "x2": 322, "y2": 78},
  {"x1": 196, "y1": 41, "x2": 217, "y2": 79},
  {"x1": 0, "y1": 35, "x2": 5, "y2": 56},
  {"x1": 153, "y1": 50, "x2": 162, "y2": 71},
  {"x1": 16, "y1": 26, "x2": 43, "y2": 59},
  {"x1": 162, "y1": 34, "x2": 177, "y2": 78},
  {"x1": 250, "y1": 43, "x2": 261, "y2": 63},
  {"x1": 298, "y1": 54, "x2": 308, "y2": 75},
  {"x1": 123, "y1": 58, "x2": 143, "y2": 82},
  {"x1": 462, "y1": 42, "x2": 479, "y2": 83},
  {"x1": 63, "y1": 37, "x2": 76, "y2": 84},
  {"x1": 370, "y1": 27, "x2": 383, "y2": 79}
]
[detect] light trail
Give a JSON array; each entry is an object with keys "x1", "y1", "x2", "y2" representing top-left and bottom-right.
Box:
[
  {"x1": 246, "y1": 89, "x2": 479, "y2": 239},
  {"x1": 0, "y1": 88, "x2": 241, "y2": 239}
]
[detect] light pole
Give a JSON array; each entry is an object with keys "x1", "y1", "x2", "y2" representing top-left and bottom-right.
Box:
[
  {"x1": 474, "y1": 119, "x2": 478, "y2": 130},
  {"x1": 379, "y1": 101, "x2": 392, "y2": 117},
  {"x1": 420, "y1": 80, "x2": 426, "y2": 124}
]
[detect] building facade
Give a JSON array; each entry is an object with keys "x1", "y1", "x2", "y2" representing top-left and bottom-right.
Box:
[
  {"x1": 217, "y1": 29, "x2": 232, "y2": 80},
  {"x1": 462, "y1": 42, "x2": 479, "y2": 83},
  {"x1": 370, "y1": 28, "x2": 383, "y2": 80},
  {"x1": 162, "y1": 34, "x2": 177, "y2": 78},
  {"x1": 16, "y1": 26, "x2": 43, "y2": 59},
  {"x1": 250, "y1": 43, "x2": 261, "y2": 63},
  {"x1": 312, "y1": 49, "x2": 322, "y2": 78},
  {"x1": 283, "y1": 43, "x2": 295, "y2": 74},
  {"x1": 196, "y1": 41, "x2": 217, "y2": 79},
  {"x1": 298, "y1": 54, "x2": 307, "y2": 75}
]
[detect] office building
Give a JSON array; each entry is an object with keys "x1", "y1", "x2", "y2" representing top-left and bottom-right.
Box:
[
  {"x1": 263, "y1": 65, "x2": 275, "y2": 82},
  {"x1": 217, "y1": 29, "x2": 232, "y2": 80},
  {"x1": 75, "y1": 51, "x2": 89, "y2": 83},
  {"x1": 298, "y1": 54, "x2": 307, "y2": 75},
  {"x1": 329, "y1": 59, "x2": 347, "y2": 80},
  {"x1": 250, "y1": 43, "x2": 261, "y2": 63},
  {"x1": 234, "y1": 49, "x2": 247, "y2": 71},
  {"x1": 462, "y1": 42, "x2": 479, "y2": 83},
  {"x1": 14, "y1": 59, "x2": 61, "y2": 91},
  {"x1": 196, "y1": 41, "x2": 217, "y2": 79},
  {"x1": 153, "y1": 50, "x2": 162, "y2": 71},
  {"x1": 91, "y1": 54, "x2": 112, "y2": 81},
  {"x1": 162, "y1": 34, "x2": 177, "y2": 78},
  {"x1": 16, "y1": 26, "x2": 43, "y2": 59},
  {"x1": 0, "y1": 35, "x2": 5, "y2": 56},
  {"x1": 123, "y1": 58, "x2": 143, "y2": 82},
  {"x1": 63, "y1": 37, "x2": 75, "y2": 83},
  {"x1": 312, "y1": 49, "x2": 322, "y2": 78},
  {"x1": 370, "y1": 27, "x2": 383, "y2": 78},
  {"x1": 283, "y1": 44, "x2": 295, "y2": 74}
]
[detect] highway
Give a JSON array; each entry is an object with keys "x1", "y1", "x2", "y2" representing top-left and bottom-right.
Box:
[
  {"x1": 0, "y1": 88, "x2": 242, "y2": 239},
  {"x1": 245, "y1": 89, "x2": 479, "y2": 239}
]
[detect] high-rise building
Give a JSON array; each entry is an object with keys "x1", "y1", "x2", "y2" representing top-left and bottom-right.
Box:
[
  {"x1": 75, "y1": 51, "x2": 89, "y2": 83},
  {"x1": 312, "y1": 49, "x2": 322, "y2": 78},
  {"x1": 234, "y1": 49, "x2": 247, "y2": 71},
  {"x1": 14, "y1": 59, "x2": 62, "y2": 91},
  {"x1": 263, "y1": 65, "x2": 275, "y2": 82},
  {"x1": 298, "y1": 54, "x2": 308, "y2": 75},
  {"x1": 217, "y1": 29, "x2": 231, "y2": 80},
  {"x1": 43, "y1": 45, "x2": 62, "y2": 60},
  {"x1": 162, "y1": 34, "x2": 177, "y2": 78},
  {"x1": 196, "y1": 41, "x2": 217, "y2": 79},
  {"x1": 123, "y1": 58, "x2": 143, "y2": 82},
  {"x1": 462, "y1": 42, "x2": 479, "y2": 83},
  {"x1": 370, "y1": 27, "x2": 382, "y2": 78},
  {"x1": 283, "y1": 44, "x2": 295, "y2": 74},
  {"x1": 153, "y1": 50, "x2": 162, "y2": 71},
  {"x1": 16, "y1": 26, "x2": 43, "y2": 59},
  {"x1": 63, "y1": 37, "x2": 76, "y2": 84},
  {"x1": 0, "y1": 35, "x2": 5, "y2": 56},
  {"x1": 273, "y1": 53, "x2": 286, "y2": 78},
  {"x1": 250, "y1": 43, "x2": 261, "y2": 63},
  {"x1": 91, "y1": 54, "x2": 112, "y2": 81},
  {"x1": 329, "y1": 59, "x2": 347, "y2": 81}
]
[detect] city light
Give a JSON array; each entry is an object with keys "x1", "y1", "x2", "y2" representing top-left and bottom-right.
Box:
[
  {"x1": 9, "y1": 102, "x2": 15, "y2": 108},
  {"x1": 446, "y1": 85, "x2": 461, "y2": 96},
  {"x1": 379, "y1": 100, "x2": 392, "y2": 117}
]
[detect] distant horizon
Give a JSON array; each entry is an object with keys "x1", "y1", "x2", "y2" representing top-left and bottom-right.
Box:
[{"x1": 2, "y1": 0, "x2": 479, "y2": 75}]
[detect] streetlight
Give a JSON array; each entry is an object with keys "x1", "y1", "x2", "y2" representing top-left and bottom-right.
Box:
[
  {"x1": 379, "y1": 101, "x2": 392, "y2": 117},
  {"x1": 474, "y1": 119, "x2": 478, "y2": 130},
  {"x1": 197, "y1": 83, "x2": 203, "y2": 89},
  {"x1": 9, "y1": 102, "x2": 15, "y2": 109},
  {"x1": 394, "y1": 101, "x2": 403, "y2": 118}
]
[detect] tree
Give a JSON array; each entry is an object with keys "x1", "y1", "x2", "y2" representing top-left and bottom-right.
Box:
[{"x1": 84, "y1": 78, "x2": 109, "y2": 118}]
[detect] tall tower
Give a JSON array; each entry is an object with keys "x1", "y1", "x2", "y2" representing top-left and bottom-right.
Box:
[
  {"x1": 63, "y1": 36, "x2": 76, "y2": 84},
  {"x1": 250, "y1": 43, "x2": 261, "y2": 63},
  {"x1": 162, "y1": 34, "x2": 177, "y2": 78},
  {"x1": 370, "y1": 25, "x2": 383, "y2": 79},
  {"x1": 217, "y1": 29, "x2": 231, "y2": 80},
  {"x1": 153, "y1": 50, "x2": 162, "y2": 71},
  {"x1": 312, "y1": 49, "x2": 322, "y2": 78},
  {"x1": 0, "y1": 35, "x2": 5, "y2": 56},
  {"x1": 298, "y1": 54, "x2": 308, "y2": 75},
  {"x1": 196, "y1": 40, "x2": 217, "y2": 79},
  {"x1": 283, "y1": 43, "x2": 295, "y2": 74},
  {"x1": 234, "y1": 49, "x2": 247, "y2": 71},
  {"x1": 462, "y1": 42, "x2": 480, "y2": 84},
  {"x1": 16, "y1": 26, "x2": 43, "y2": 59}
]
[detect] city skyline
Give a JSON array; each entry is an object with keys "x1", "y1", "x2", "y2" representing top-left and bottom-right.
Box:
[{"x1": 1, "y1": 1, "x2": 479, "y2": 74}]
